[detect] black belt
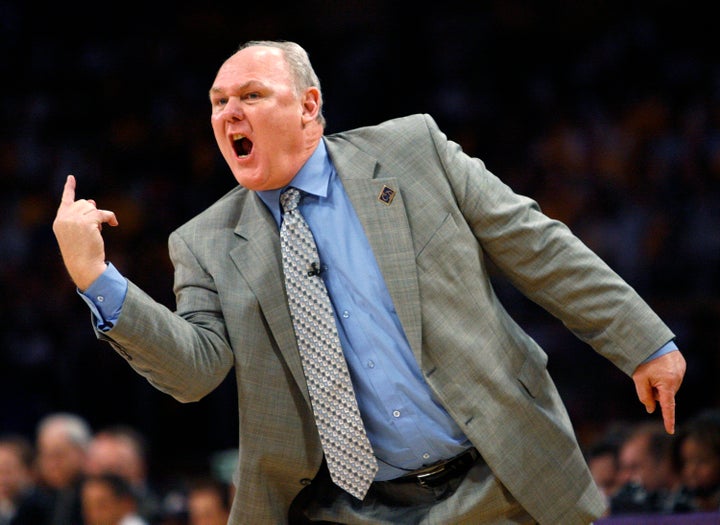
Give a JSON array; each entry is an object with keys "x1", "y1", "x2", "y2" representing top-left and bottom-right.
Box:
[{"x1": 389, "y1": 447, "x2": 480, "y2": 488}]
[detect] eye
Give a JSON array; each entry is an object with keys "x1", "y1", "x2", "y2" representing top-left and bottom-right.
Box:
[
  {"x1": 212, "y1": 96, "x2": 227, "y2": 108},
  {"x1": 243, "y1": 92, "x2": 261, "y2": 101}
]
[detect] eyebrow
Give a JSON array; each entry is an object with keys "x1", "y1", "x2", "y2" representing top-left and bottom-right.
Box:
[{"x1": 209, "y1": 80, "x2": 265, "y2": 98}]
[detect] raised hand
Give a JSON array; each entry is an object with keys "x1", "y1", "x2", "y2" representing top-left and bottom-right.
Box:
[{"x1": 52, "y1": 175, "x2": 119, "y2": 290}]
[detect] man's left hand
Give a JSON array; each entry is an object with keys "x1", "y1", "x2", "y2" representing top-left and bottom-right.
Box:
[{"x1": 632, "y1": 350, "x2": 687, "y2": 434}]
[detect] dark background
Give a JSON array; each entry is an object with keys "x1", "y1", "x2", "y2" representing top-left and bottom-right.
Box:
[{"x1": 1, "y1": 1, "x2": 719, "y2": 487}]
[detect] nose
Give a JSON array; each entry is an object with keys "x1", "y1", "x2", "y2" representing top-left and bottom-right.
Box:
[
  {"x1": 225, "y1": 97, "x2": 245, "y2": 120},
  {"x1": 218, "y1": 97, "x2": 244, "y2": 121}
]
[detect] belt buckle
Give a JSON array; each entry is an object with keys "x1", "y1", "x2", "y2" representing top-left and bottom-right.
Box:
[{"x1": 415, "y1": 464, "x2": 447, "y2": 487}]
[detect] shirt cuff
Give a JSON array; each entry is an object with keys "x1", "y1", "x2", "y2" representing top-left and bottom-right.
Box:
[
  {"x1": 78, "y1": 262, "x2": 128, "y2": 331},
  {"x1": 641, "y1": 340, "x2": 679, "y2": 364}
]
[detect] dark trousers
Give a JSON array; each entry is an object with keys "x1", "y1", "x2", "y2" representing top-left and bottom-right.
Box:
[{"x1": 288, "y1": 456, "x2": 536, "y2": 524}]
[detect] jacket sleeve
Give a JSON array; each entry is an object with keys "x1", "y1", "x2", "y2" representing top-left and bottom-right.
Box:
[
  {"x1": 422, "y1": 113, "x2": 674, "y2": 375},
  {"x1": 96, "y1": 229, "x2": 234, "y2": 403}
]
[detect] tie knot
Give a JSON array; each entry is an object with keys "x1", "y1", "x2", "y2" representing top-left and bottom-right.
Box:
[{"x1": 280, "y1": 187, "x2": 301, "y2": 213}]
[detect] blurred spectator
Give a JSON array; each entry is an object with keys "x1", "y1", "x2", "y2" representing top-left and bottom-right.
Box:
[
  {"x1": 186, "y1": 477, "x2": 230, "y2": 525},
  {"x1": 34, "y1": 412, "x2": 91, "y2": 525},
  {"x1": 673, "y1": 409, "x2": 720, "y2": 511},
  {"x1": 585, "y1": 425, "x2": 629, "y2": 507},
  {"x1": 610, "y1": 421, "x2": 691, "y2": 514},
  {"x1": 81, "y1": 473, "x2": 147, "y2": 525},
  {"x1": 2, "y1": 435, "x2": 55, "y2": 525},
  {"x1": 0, "y1": 435, "x2": 35, "y2": 525},
  {"x1": 84, "y1": 425, "x2": 163, "y2": 523}
]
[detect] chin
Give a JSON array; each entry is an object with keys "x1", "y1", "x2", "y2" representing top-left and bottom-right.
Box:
[{"x1": 232, "y1": 172, "x2": 265, "y2": 191}]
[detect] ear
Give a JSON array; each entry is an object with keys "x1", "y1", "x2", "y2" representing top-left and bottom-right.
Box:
[{"x1": 300, "y1": 87, "x2": 321, "y2": 124}]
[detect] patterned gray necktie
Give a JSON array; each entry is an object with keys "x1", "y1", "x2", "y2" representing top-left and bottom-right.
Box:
[{"x1": 279, "y1": 187, "x2": 378, "y2": 500}]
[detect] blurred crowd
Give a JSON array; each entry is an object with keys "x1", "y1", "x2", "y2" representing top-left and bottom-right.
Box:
[
  {"x1": 1, "y1": 408, "x2": 718, "y2": 525},
  {"x1": 0, "y1": 412, "x2": 233, "y2": 525},
  {"x1": 586, "y1": 408, "x2": 720, "y2": 518},
  {"x1": 1, "y1": 0, "x2": 719, "y2": 521}
]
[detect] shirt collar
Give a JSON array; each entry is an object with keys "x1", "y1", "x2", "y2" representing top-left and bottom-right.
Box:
[{"x1": 257, "y1": 138, "x2": 332, "y2": 227}]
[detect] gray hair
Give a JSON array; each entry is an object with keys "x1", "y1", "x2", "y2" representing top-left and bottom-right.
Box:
[
  {"x1": 237, "y1": 40, "x2": 326, "y2": 127},
  {"x1": 37, "y1": 412, "x2": 93, "y2": 451}
]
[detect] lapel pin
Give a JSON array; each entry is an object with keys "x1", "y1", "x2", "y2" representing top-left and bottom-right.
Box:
[{"x1": 378, "y1": 185, "x2": 396, "y2": 205}]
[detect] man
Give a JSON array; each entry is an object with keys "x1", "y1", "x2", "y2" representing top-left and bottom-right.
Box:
[
  {"x1": 673, "y1": 409, "x2": 720, "y2": 512},
  {"x1": 34, "y1": 413, "x2": 92, "y2": 525},
  {"x1": 617, "y1": 421, "x2": 680, "y2": 491},
  {"x1": 186, "y1": 478, "x2": 231, "y2": 525},
  {"x1": 81, "y1": 473, "x2": 147, "y2": 525},
  {"x1": 83, "y1": 425, "x2": 163, "y2": 523},
  {"x1": 53, "y1": 40, "x2": 686, "y2": 524},
  {"x1": 0, "y1": 435, "x2": 35, "y2": 525},
  {"x1": 610, "y1": 421, "x2": 687, "y2": 514},
  {"x1": 584, "y1": 433, "x2": 625, "y2": 507}
]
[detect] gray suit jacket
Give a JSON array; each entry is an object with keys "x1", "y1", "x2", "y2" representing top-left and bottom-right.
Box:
[{"x1": 100, "y1": 114, "x2": 674, "y2": 524}]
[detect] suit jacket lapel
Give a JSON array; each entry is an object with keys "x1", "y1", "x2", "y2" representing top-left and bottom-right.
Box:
[
  {"x1": 326, "y1": 138, "x2": 423, "y2": 361},
  {"x1": 229, "y1": 193, "x2": 311, "y2": 405}
]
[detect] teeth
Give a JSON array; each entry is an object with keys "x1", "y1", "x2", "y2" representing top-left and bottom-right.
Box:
[{"x1": 232, "y1": 133, "x2": 252, "y2": 157}]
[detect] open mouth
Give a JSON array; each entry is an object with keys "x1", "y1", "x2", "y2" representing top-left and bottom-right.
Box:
[{"x1": 232, "y1": 133, "x2": 253, "y2": 158}]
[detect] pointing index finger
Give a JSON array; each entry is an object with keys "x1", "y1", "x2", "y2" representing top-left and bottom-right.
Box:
[
  {"x1": 658, "y1": 390, "x2": 677, "y2": 434},
  {"x1": 60, "y1": 174, "x2": 77, "y2": 205}
]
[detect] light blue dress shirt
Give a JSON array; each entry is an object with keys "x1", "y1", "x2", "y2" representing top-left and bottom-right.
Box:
[{"x1": 81, "y1": 138, "x2": 677, "y2": 480}]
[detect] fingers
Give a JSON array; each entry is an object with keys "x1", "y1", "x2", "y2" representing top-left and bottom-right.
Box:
[
  {"x1": 633, "y1": 379, "x2": 656, "y2": 414},
  {"x1": 632, "y1": 350, "x2": 686, "y2": 435},
  {"x1": 633, "y1": 379, "x2": 675, "y2": 433},
  {"x1": 53, "y1": 174, "x2": 120, "y2": 290},
  {"x1": 657, "y1": 391, "x2": 677, "y2": 434},
  {"x1": 656, "y1": 352, "x2": 686, "y2": 434},
  {"x1": 80, "y1": 207, "x2": 119, "y2": 229},
  {"x1": 58, "y1": 176, "x2": 119, "y2": 228},
  {"x1": 98, "y1": 209, "x2": 119, "y2": 228},
  {"x1": 60, "y1": 174, "x2": 76, "y2": 206}
]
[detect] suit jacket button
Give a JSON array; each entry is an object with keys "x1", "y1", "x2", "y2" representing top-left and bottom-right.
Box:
[{"x1": 300, "y1": 478, "x2": 312, "y2": 486}]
